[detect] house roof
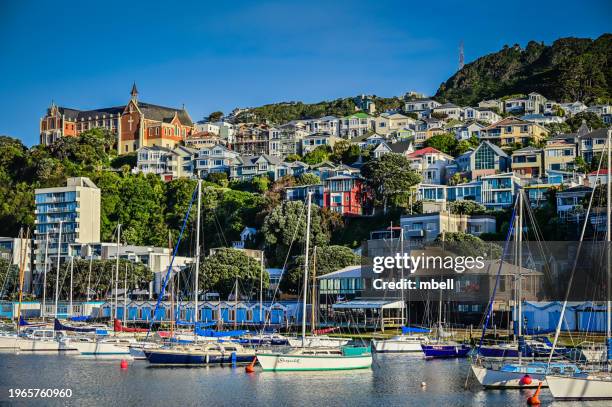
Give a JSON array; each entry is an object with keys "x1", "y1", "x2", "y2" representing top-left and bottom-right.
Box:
[
  {"x1": 512, "y1": 146, "x2": 542, "y2": 154},
  {"x1": 483, "y1": 116, "x2": 530, "y2": 129},
  {"x1": 588, "y1": 169, "x2": 610, "y2": 176},
  {"x1": 580, "y1": 128, "x2": 609, "y2": 139},
  {"x1": 477, "y1": 140, "x2": 508, "y2": 157},
  {"x1": 407, "y1": 147, "x2": 443, "y2": 157},
  {"x1": 343, "y1": 112, "x2": 371, "y2": 119},
  {"x1": 389, "y1": 140, "x2": 413, "y2": 154},
  {"x1": 57, "y1": 105, "x2": 124, "y2": 121},
  {"x1": 138, "y1": 102, "x2": 193, "y2": 126},
  {"x1": 435, "y1": 103, "x2": 459, "y2": 109},
  {"x1": 317, "y1": 265, "x2": 361, "y2": 280}
]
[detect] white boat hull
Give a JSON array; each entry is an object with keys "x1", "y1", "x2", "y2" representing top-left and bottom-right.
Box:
[
  {"x1": 257, "y1": 353, "x2": 372, "y2": 371},
  {"x1": 471, "y1": 364, "x2": 545, "y2": 388},
  {"x1": 287, "y1": 337, "x2": 349, "y2": 348},
  {"x1": 372, "y1": 338, "x2": 425, "y2": 353},
  {"x1": 67, "y1": 341, "x2": 132, "y2": 357},
  {"x1": 547, "y1": 375, "x2": 612, "y2": 400},
  {"x1": 0, "y1": 336, "x2": 76, "y2": 354}
]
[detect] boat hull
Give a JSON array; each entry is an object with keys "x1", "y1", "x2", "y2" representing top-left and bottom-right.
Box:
[
  {"x1": 421, "y1": 344, "x2": 470, "y2": 359},
  {"x1": 471, "y1": 364, "x2": 546, "y2": 388},
  {"x1": 0, "y1": 336, "x2": 76, "y2": 354},
  {"x1": 68, "y1": 341, "x2": 132, "y2": 357},
  {"x1": 287, "y1": 337, "x2": 350, "y2": 348},
  {"x1": 372, "y1": 339, "x2": 423, "y2": 353},
  {"x1": 144, "y1": 350, "x2": 255, "y2": 365},
  {"x1": 547, "y1": 375, "x2": 612, "y2": 400},
  {"x1": 256, "y1": 353, "x2": 372, "y2": 371},
  {"x1": 477, "y1": 346, "x2": 519, "y2": 358}
]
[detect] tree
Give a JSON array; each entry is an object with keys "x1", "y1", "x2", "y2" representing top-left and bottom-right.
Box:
[
  {"x1": 295, "y1": 173, "x2": 321, "y2": 186},
  {"x1": 261, "y1": 201, "x2": 332, "y2": 266},
  {"x1": 449, "y1": 200, "x2": 486, "y2": 215},
  {"x1": 448, "y1": 173, "x2": 468, "y2": 186},
  {"x1": 303, "y1": 145, "x2": 332, "y2": 165},
  {"x1": 44, "y1": 259, "x2": 152, "y2": 301},
  {"x1": 199, "y1": 248, "x2": 268, "y2": 298},
  {"x1": 207, "y1": 111, "x2": 224, "y2": 122},
  {"x1": 281, "y1": 245, "x2": 360, "y2": 293},
  {"x1": 330, "y1": 140, "x2": 360, "y2": 164},
  {"x1": 361, "y1": 153, "x2": 422, "y2": 211},
  {"x1": 284, "y1": 154, "x2": 302, "y2": 162},
  {"x1": 423, "y1": 133, "x2": 457, "y2": 155},
  {"x1": 434, "y1": 232, "x2": 502, "y2": 259},
  {"x1": 206, "y1": 172, "x2": 229, "y2": 187},
  {"x1": 567, "y1": 112, "x2": 605, "y2": 132}
]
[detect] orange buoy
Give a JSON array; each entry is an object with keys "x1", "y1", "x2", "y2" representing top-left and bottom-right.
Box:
[
  {"x1": 245, "y1": 357, "x2": 257, "y2": 373},
  {"x1": 527, "y1": 381, "x2": 542, "y2": 405},
  {"x1": 120, "y1": 359, "x2": 128, "y2": 369},
  {"x1": 519, "y1": 374, "x2": 532, "y2": 386}
]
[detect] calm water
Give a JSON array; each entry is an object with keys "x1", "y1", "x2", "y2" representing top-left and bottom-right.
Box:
[{"x1": 0, "y1": 353, "x2": 607, "y2": 406}]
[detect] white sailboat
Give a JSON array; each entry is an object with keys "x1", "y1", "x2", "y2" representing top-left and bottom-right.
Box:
[
  {"x1": 546, "y1": 128, "x2": 612, "y2": 400},
  {"x1": 256, "y1": 192, "x2": 372, "y2": 371}
]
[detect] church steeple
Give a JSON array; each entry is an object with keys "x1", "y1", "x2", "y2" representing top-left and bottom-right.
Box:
[{"x1": 130, "y1": 82, "x2": 139, "y2": 101}]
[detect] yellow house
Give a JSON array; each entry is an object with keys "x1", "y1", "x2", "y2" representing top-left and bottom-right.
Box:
[{"x1": 481, "y1": 117, "x2": 549, "y2": 147}]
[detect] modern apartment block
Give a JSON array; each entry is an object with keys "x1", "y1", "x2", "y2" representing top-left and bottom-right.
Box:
[{"x1": 33, "y1": 177, "x2": 101, "y2": 281}]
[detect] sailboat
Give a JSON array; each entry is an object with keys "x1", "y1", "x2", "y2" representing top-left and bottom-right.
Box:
[
  {"x1": 372, "y1": 229, "x2": 431, "y2": 353},
  {"x1": 546, "y1": 128, "x2": 612, "y2": 400},
  {"x1": 256, "y1": 192, "x2": 372, "y2": 371}
]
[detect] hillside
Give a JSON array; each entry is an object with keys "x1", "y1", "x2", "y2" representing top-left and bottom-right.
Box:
[{"x1": 435, "y1": 34, "x2": 612, "y2": 106}]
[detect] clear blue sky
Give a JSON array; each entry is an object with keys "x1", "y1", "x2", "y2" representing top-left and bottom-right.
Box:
[{"x1": 1, "y1": 0, "x2": 610, "y2": 146}]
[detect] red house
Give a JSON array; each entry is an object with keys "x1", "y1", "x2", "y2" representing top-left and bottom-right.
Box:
[{"x1": 323, "y1": 174, "x2": 372, "y2": 216}]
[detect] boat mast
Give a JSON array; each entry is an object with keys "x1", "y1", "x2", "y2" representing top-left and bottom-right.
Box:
[
  {"x1": 86, "y1": 246, "x2": 93, "y2": 302},
  {"x1": 518, "y1": 190, "x2": 523, "y2": 339},
  {"x1": 114, "y1": 223, "x2": 121, "y2": 319},
  {"x1": 68, "y1": 255, "x2": 73, "y2": 318},
  {"x1": 400, "y1": 226, "x2": 405, "y2": 327},
  {"x1": 311, "y1": 246, "x2": 317, "y2": 333},
  {"x1": 234, "y1": 277, "x2": 238, "y2": 330},
  {"x1": 607, "y1": 128, "x2": 611, "y2": 359},
  {"x1": 302, "y1": 192, "x2": 313, "y2": 347},
  {"x1": 42, "y1": 232, "x2": 49, "y2": 318},
  {"x1": 259, "y1": 251, "x2": 264, "y2": 333},
  {"x1": 16, "y1": 228, "x2": 28, "y2": 332},
  {"x1": 194, "y1": 179, "x2": 202, "y2": 326},
  {"x1": 54, "y1": 220, "x2": 63, "y2": 319},
  {"x1": 123, "y1": 263, "x2": 128, "y2": 326}
]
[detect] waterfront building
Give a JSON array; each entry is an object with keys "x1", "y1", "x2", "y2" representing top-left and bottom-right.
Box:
[
  {"x1": 399, "y1": 211, "x2": 496, "y2": 243},
  {"x1": 543, "y1": 140, "x2": 577, "y2": 172},
  {"x1": 323, "y1": 174, "x2": 371, "y2": 216},
  {"x1": 300, "y1": 133, "x2": 340, "y2": 155},
  {"x1": 578, "y1": 127, "x2": 609, "y2": 163},
  {"x1": 374, "y1": 113, "x2": 414, "y2": 135},
  {"x1": 303, "y1": 116, "x2": 339, "y2": 136},
  {"x1": 458, "y1": 141, "x2": 510, "y2": 179},
  {"x1": 33, "y1": 177, "x2": 101, "y2": 288},
  {"x1": 39, "y1": 84, "x2": 195, "y2": 154},
  {"x1": 480, "y1": 117, "x2": 549, "y2": 147},
  {"x1": 463, "y1": 107, "x2": 501, "y2": 124},
  {"x1": 406, "y1": 147, "x2": 455, "y2": 185},
  {"x1": 193, "y1": 144, "x2": 240, "y2": 177},
  {"x1": 339, "y1": 112, "x2": 374, "y2": 138},
  {"x1": 404, "y1": 98, "x2": 441, "y2": 118},
  {"x1": 480, "y1": 172, "x2": 521, "y2": 209},
  {"x1": 511, "y1": 146, "x2": 544, "y2": 179},
  {"x1": 135, "y1": 145, "x2": 196, "y2": 180},
  {"x1": 0, "y1": 236, "x2": 33, "y2": 292},
  {"x1": 431, "y1": 103, "x2": 464, "y2": 120}
]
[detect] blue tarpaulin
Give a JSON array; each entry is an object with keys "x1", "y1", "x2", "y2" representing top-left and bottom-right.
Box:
[
  {"x1": 402, "y1": 326, "x2": 431, "y2": 334},
  {"x1": 195, "y1": 328, "x2": 249, "y2": 337}
]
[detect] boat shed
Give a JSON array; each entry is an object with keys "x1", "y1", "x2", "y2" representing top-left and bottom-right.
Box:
[{"x1": 330, "y1": 299, "x2": 405, "y2": 332}]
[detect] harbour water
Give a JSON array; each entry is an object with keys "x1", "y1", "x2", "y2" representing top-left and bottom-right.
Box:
[{"x1": 0, "y1": 353, "x2": 607, "y2": 406}]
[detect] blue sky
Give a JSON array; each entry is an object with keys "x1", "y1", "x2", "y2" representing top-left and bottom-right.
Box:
[{"x1": 1, "y1": 0, "x2": 610, "y2": 146}]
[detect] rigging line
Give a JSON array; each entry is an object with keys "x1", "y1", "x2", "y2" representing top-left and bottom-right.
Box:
[
  {"x1": 547, "y1": 146, "x2": 606, "y2": 367},
  {"x1": 477, "y1": 197, "x2": 518, "y2": 351},
  {"x1": 146, "y1": 184, "x2": 198, "y2": 341}
]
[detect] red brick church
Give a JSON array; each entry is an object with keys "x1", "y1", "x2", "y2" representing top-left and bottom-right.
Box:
[{"x1": 39, "y1": 84, "x2": 195, "y2": 154}]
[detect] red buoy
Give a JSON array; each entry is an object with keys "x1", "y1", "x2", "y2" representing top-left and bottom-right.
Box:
[
  {"x1": 245, "y1": 357, "x2": 257, "y2": 373},
  {"x1": 120, "y1": 359, "x2": 128, "y2": 369},
  {"x1": 519, "y1": 374, "x2": 532, "y2": 386},
  {"x1": 527, "y1": 382, "x2": 542, "y2": 405}
]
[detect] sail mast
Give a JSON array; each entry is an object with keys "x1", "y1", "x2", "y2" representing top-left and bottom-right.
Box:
[
  {"x1": 114, "y1": 223, "x2": 121, "y2": 319},
  {"x1": 259, "y1": 251, "x2": 264, "y2": 333},
  {"x1": 607, "y1": 128, "x2": 611, "y2": 350},
  {"x1": 301, "y1": 192, "x2": 313, "y2": 346},
  {"x1": 42, "y1": 232, "x2": 49, "y2": 318},
  {"x1": 69, "y1": 255, "x2": 74, "y2": 318},
  {"x1": 86, "y1": 246, "x2": 93, "y2": 302},
  {"x1": 123, "y1": 263, "x2": 128, "y2": 326},
  {"x1": 400, "y1": 227, "x2": 405, "y2": 326},
  {"x1": 194, "y1": 179, "x2": 202, "y2": 325},
  {"x1": 16, "y1": 228, "x2": 28, "y2": 332},
  {"x1": 311, "y1": 246, "x2": 317, "y2": 333},
  {"x1": 54, "y1": 220, "x2": 63, "y2": 319}
]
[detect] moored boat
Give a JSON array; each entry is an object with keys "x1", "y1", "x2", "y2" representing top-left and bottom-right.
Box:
[
  {"x1": 144, "y1": 342, "x2": 256, "y2": 365},
  {"x1": 287, "y1": 335, "x2": 350, "y2": 348},
  {"x1": 421, "y1": 342, "x2": 470, "y2": 359},
  {"x1": 546, "y1": 373, "x2": 612, "y2": 400},
  {"x1": 256, "y1": 346, "x2": 372, "y2": 371},
  {"x1": 372, "y1": 335, "x2": 429, "y2": 353},
  {"x1": 471, "y1": 361, "x2": 581, "y2": 388}
]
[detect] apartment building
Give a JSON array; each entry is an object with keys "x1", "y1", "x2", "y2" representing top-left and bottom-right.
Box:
[
  {"x1": 33, "y1": 177, "x2": 101, "y2": 282},
  {"x1": 339, "y1": 113, "x2": 374, "y2": 138},
  {"x1": 480, "y1": 117, "x2": 549, "y2": 147},
  {"x1": 400, "y1": 212, "x2": 496, "y2": 243},
  {"x1": 136, "y1": 145, "x2": 196, "y2": 180},
  {"x1": 511, "y1": 146, "x2": 544, "y2": 178}
]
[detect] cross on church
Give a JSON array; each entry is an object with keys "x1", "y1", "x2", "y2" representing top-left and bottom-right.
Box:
[{"x1": 128, "y1": 116, "x2": 134, "y2": 131}]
